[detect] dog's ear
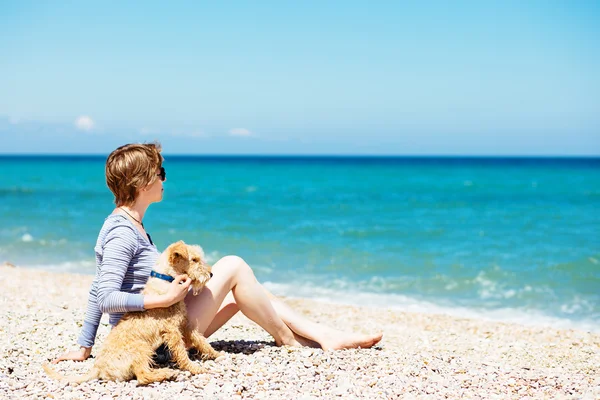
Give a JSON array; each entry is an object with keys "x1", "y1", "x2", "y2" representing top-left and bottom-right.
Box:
[{"x1": 168, "y1": 241, "x2": 189, "y2": 267}]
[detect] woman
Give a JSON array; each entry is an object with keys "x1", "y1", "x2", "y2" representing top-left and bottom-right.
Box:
[{"x1": 53, "y1": 142, "x2": 382, "y2": 364}]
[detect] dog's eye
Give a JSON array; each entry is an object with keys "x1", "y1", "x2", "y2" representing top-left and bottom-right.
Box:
[{"x1": 192, "y1": 257, "x2": 200, "y2": 262}]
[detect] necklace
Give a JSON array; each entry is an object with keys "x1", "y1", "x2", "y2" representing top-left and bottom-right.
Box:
[{"x1": 120, "y1": 207, "x2": 144, "y2": 228}]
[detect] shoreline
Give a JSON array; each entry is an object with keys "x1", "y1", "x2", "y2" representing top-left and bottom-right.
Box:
[
  {"x1": 16, "y1": 261, "x2": 600, "y2": 335},
  {"x1": 1, "y1": 264, "x2": 598, "y2": 399},
  {"x1": 263, "y1": 284, "x2": 600, "y2": 336}
]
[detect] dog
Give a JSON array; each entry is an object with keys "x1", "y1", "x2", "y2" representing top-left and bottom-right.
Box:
[{"x1": 44, "y1": 240, "x2": 222, "y2": 385}]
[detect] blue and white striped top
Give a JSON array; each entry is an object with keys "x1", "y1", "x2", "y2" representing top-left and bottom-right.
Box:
[{"x1": 77, "y1": 214, "x2": 160, "y2": 347}]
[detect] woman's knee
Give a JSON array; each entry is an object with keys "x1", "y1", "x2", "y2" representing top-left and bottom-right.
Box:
[{"x1": 214, "y1": 255, "x2": 253, "y2": 276}]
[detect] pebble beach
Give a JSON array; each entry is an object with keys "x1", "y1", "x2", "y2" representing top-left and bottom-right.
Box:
[{"x1": 1, "y1": 263, "x2": 599, "y2": 399}]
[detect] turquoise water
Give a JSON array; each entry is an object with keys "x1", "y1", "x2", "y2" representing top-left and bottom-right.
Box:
[{"x1": 1, "y1": 156, "x2": 599, "y2": 331}]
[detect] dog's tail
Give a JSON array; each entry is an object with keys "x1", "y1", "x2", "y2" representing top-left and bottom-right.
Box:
[{"x1": 42, "y1": 363, "x2": 100, "y2": 385}]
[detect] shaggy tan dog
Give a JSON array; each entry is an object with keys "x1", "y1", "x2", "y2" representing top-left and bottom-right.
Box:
[{"x1": 44, "y1": 241, "x2": 221, "y2": 385}]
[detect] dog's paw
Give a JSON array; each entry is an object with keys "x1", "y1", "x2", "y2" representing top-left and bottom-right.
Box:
[
  {"x1": 164, "y1": 369, "x2": 179, "y2": 381},
  {"x1": 187, "y1": 364, "x2": 205, "y2": 375},
  {"x1": 200, "y1": 350, "x2": 223, "y2": 361}
]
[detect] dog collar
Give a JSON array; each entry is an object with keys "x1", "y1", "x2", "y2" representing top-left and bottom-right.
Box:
[{"x1": 150, "y1": 270, "x2": 175, "y2": 282}]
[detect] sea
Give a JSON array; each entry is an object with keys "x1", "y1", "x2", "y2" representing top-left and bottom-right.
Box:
[{"x1": 1, "y1": 155, "x2": 599, "y2": 332}]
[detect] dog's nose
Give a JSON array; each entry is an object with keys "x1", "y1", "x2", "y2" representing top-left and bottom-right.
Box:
[{"x1": 210, "y1": 272, "x2": 213, "y2": 278}]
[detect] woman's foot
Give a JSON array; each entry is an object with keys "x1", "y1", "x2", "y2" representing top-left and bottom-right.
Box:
[
  {"x1": 278, "y1": 339, "x2": 304, "y2": 347},
  {"x1": 293, "y1": 332, "x2": 320, "y2": 348},
  {"x1": 318, "y1": 331, "x2": 383, "y2": 351},
  {"x1": 275, "y1": 332, "x2": 304, "y2": 347}
]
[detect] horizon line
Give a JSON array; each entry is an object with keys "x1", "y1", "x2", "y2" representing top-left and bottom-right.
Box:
[{"x1": 1, "y1": 153, "x2": 599, "y2": 159}]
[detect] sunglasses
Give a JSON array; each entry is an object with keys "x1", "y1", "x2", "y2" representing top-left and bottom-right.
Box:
[{"x1": 157, "y1": 167, "x2": 166, "y2": 182}]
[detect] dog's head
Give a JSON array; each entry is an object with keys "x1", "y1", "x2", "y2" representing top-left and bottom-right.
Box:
[{"x1": 162, "y1": 240, "x2": 212, "y2": 296}]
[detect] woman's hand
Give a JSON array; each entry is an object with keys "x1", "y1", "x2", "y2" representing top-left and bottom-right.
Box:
[
  {"x1": 165, "y1": 274, "x2": 192, "y2": 305},
  {"x1": 144, "y1": 274, "x2": 192, "y2": 309},
  {"x1": 51, "y1": 346, "x2": 92, "y2": 364}
]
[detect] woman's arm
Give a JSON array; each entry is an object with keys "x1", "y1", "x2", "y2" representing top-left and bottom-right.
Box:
[
  {"x1": 51, "y1": 345, "x2": 92, "y2": 364},
  {"x1": 76, "y1": 280, "x2": 102, "y2": 347},
  {"x1": 96, "y1": 225, "x2": 146, "y2": 313},
  {"x1": 52, "y1": 226, "x2": 190, "y2": 364},
  {"x1": 52, "y1": 277, "x2": 190, "y2": 364},
  {"x1": 52, "y1": 279, "x2": 101, "y2": 363},
  {"x1": 97, "y1": 224, "x2": 189, "y2": 313}
]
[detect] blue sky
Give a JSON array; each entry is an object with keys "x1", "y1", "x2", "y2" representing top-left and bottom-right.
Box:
[{"x1": 1, "y1": 1, "x2": 599, "y2": 155}]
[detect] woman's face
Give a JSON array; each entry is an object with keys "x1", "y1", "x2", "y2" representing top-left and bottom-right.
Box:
[{"x1": 145, "y1": 167, "x2": 166, "y2": 203}]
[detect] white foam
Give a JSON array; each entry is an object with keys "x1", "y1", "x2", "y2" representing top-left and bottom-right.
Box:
[
  {"x1": 25, "y1": 260, "x2": 96, "y2": 275},
  {"x1": 471, "y1": 270, "x2": 553, "y2": 300},
  {"x1": 263, "y1": 281, "x2": 600, "y2": 333},
  {"x1": 560, "y1": 296, "x2": 594, "y2": 315}
]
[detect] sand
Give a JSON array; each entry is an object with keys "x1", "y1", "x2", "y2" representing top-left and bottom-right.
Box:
[{"x1": 0, "y1": 263, "x2": 598, "y2": 399}]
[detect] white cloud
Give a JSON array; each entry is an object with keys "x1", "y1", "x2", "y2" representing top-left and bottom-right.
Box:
[
  {"x1": 74, "y1": 115, "x2": 95, "y2": 131},
  {"x1": 229, "y1": 128, "x2": 252, "y2": 137}
]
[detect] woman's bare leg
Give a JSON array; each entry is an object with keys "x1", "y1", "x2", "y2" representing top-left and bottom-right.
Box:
[
  {"x1": 204, "y1": 292, "x2": 319, "y2": 347},
  {"x1": 266, "y1": 293, "x2": 383, "y2": 350},
  {"x1": 202, "y1": 274, "x2": 383, "y2": 350},
  {"x1": 203, "y1": 291, "x2": 239, "y2": 338},
  {"x1": 185, "y1": 255, "x2": 301, "y2": 347}
]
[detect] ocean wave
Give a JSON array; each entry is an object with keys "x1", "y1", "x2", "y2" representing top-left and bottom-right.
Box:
[
  {"x1": 263, "y1": 281, "x2": 600, "y2": 333},
  {"x1": 25, "y1": 260, "x2": 96, "y2": 274},
  {"x1": 2, "y1": 234, "x2": 72, "y2": 247},
  {"x1": 470, "y1": 269, "x2": 554, "y2": 301},
  {"x1": 10, "y1": 256, "x2": 599, "y2": 333}
]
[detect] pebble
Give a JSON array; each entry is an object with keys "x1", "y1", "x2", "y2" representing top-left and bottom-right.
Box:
[{"x1": 1, "y1": 264, "x2": 599, "y2": 399}]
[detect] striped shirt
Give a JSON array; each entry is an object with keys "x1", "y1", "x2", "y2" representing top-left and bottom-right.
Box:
[{"x1": 77, "y1": 214, "x2": 160, "y2": 347}]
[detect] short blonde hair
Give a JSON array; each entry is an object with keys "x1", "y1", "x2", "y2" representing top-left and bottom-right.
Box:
[{"x1": 105, "y1": 142, "x2": 163, "y2": 206}]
